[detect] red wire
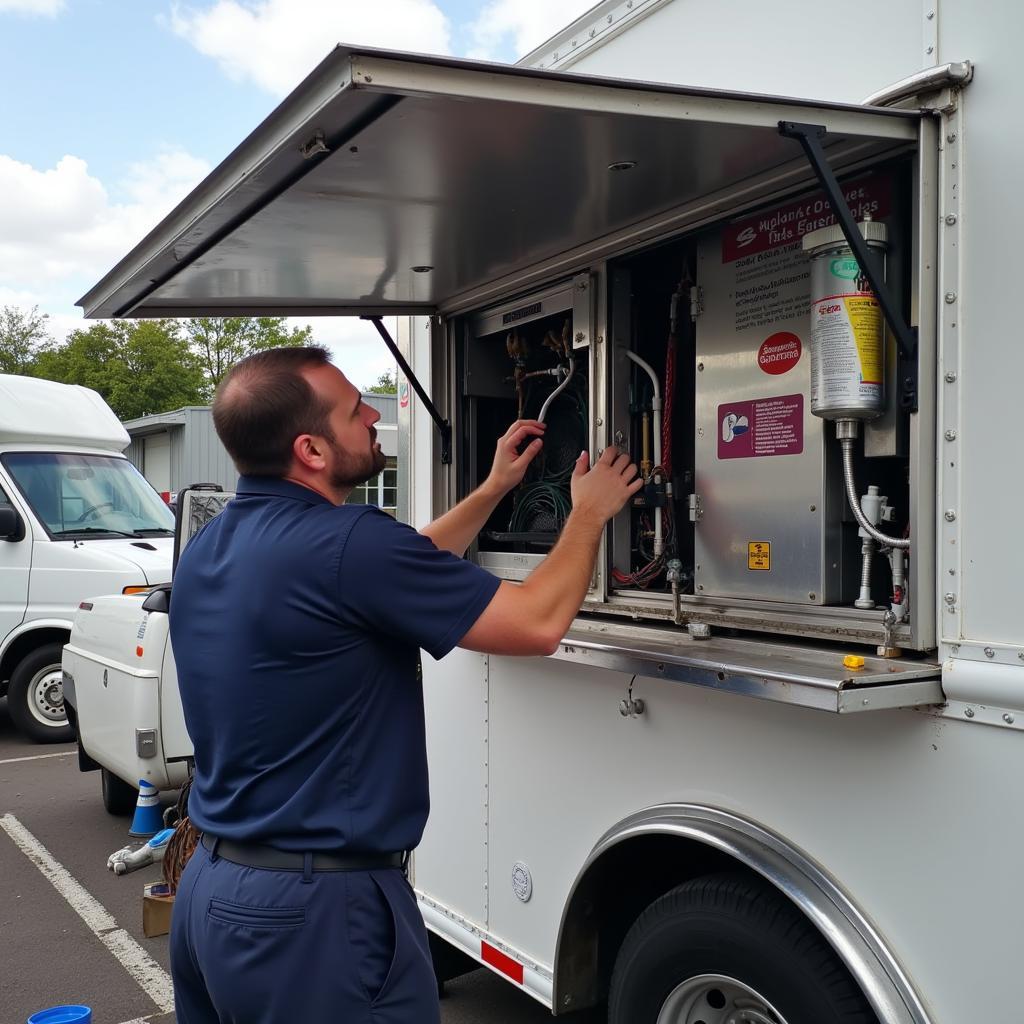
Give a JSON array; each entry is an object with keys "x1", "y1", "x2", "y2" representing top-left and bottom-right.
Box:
[{"x1": 662, "y1": 330, "x2": 677, "y2": 479}]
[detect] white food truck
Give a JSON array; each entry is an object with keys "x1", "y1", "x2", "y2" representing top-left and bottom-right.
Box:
[
  {"x1": 66, "y1": 1, "x2": 1024, "y2": 1020},
  {"x1": 0, "y1": 375, "x2": 172, "y2": 743}
]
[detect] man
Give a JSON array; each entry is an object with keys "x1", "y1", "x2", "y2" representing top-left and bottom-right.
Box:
[{"x1": 169, "y1": 345, "x2": 642, "y2": 1023}]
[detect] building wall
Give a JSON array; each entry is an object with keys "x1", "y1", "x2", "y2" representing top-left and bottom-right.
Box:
[
  {"x1": 126, "y1": 394, "x2": 399, "y2": 498},
  {"x1": 172, "y1": 408, "x2": 238, "y2": 492}
]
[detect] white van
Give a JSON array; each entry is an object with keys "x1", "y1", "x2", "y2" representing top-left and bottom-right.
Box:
[{"x1": 0, "y1": 375, "x2": 173, "y2": 742}]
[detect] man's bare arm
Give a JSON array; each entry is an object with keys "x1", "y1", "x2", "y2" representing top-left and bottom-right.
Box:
[
  {"x1": 421, "y1": 419, "x2": 544, "y2": 556},
  {"x1": 460, "y1": 448, "x2": 641, "y2": 656}
]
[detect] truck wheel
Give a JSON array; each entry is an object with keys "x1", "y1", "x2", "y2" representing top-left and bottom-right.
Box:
[
  {"x1": 608, "y1": 873, "x2": 876, "y2": 1024},
  {"x1": 7, "y1": 643, "x2": 74, "y2": 744},
  {"x1": 101, "y1": 768, "x2": 138, "y2": 816}
]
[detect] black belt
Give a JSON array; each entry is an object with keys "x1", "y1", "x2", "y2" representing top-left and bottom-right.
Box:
[{"x1": 201, "y1": 833, "x2": 407, "y2": 873}]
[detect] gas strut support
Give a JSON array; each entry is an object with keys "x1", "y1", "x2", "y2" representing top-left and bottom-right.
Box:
[
  {"x1": 778, "y1": 121, "x2": 919, "y2": 412},
  {"x1": 362, "y1": 315, "x2": 452, "y2": 464}
]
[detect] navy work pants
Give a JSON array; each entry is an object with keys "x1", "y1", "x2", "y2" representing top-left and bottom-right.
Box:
[{"x1": 170, "y1": 841, "x2": 441, "y2": 1023}]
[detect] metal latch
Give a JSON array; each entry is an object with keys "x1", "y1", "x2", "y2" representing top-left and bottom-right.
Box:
[
  {"x1": 136, "y1": 729, "x2": 158, "y2": 759},
  {"x1": 688, "y1": 493, "x2": 703, "y2": 522}
]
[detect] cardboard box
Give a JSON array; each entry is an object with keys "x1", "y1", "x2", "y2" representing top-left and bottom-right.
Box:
[{"x1": 142, "y1": 881, "x2": 175, "y2": 938}]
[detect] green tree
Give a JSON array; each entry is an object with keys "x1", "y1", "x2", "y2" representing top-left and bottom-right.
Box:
[
  {"x1": 183, "y1": 317, "x2": 313, "y2": 396},
  {"x1": 0, "y1": 305, "x2": 52, "y2": 374},
  {"x1": 33, "y1": 320, "x2": 205, "y2": 420},
  {"x1": 364, "y1": 369, "x2": 397, "y2": 394}
]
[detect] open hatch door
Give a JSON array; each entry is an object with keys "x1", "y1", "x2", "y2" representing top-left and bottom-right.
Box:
[{"x1": 79, "y1": 45, "x2": 922, "y2": 322}]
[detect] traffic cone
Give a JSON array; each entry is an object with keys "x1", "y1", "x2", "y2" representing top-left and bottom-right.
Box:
[{"x1": 128, "y1": 779, "x2": 163, "y2": 838}]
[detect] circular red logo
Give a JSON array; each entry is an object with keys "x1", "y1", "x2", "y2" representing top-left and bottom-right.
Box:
[{"x1": 757, "y1": 332, "x2": 802, "y2": 375}]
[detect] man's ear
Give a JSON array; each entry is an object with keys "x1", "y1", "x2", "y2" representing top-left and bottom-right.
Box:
[{"x1": 293, "y1": 434, "x2": 327, "y2": 471}]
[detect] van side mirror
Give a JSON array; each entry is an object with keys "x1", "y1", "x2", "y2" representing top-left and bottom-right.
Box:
[{"x1": 0, "y1": 506, "x2": 24, "y2": 541}]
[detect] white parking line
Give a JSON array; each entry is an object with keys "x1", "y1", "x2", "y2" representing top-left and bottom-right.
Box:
[
  {"x1": 0, "y1": 813, "x2": 175, "y2": 1014},
  {"x1": 0, "y1": 751, "x2": 73, "y2": 765}
]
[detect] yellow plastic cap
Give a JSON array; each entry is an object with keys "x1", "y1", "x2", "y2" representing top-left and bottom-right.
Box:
[{"x1": 843, "y1": 655, "x2": 866, "y2": 670}]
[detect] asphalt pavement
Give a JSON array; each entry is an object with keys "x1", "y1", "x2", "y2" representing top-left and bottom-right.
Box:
[{"x1": 0, "y1": 700, "x2": 596, "y2": 1024}]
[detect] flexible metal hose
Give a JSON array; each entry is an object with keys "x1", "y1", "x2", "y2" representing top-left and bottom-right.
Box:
[
  {"x1": 538, "y1": 357, "x2": 575, "y2": 423},
  {"x1": 840, "y1": 437, "x2": 911, "y2": 549}
]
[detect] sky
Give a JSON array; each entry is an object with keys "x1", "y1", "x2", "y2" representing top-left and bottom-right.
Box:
[{"x1": 0, "y1": 0, "x2": 598, "y2": 390}]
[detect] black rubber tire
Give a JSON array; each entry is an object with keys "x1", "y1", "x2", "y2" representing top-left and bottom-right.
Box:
[
  {"x1": 7, "y1": 642, "x2": 74, "y2": 744},
  {"x1": 101, "y1": 768, "x2": 138, "y2": 817},
  {"x1": 608, "y1": 872, "x2": 877, "y2": 1024}
]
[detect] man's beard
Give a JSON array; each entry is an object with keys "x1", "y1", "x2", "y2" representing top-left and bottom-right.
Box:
[{"x1": 327, "y1": 434, "x2": 387, "y2": 490}]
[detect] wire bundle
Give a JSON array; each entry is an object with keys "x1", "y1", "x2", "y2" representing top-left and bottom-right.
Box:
[
  {"x1": 509, "y1": 482, "x2": 573, "y2": 532},
  {"x1": 162, "y1": 777, "x2": 198, "y2": 894}
]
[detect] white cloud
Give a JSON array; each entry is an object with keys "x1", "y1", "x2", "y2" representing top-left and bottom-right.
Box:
[
  {"x1": 0, "y1": 0, "x2": 64, "y2": 15},
  {"x1": 466, "y1": 0, "x2": 598, "y2": 62},
  {"x1": 299, "y1": 316, "x2": 397, "y2": 392},
  {"x1": 0, "y1": 148, "x2": 211, "y2": 334},
  {"x1": 168, "y1": 0, "x2": 452, "y2": 96}
]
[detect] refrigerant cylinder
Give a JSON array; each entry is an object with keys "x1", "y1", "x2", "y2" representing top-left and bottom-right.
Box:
[{"x1": 802, "y1": 217, "x2": 889, "y2": 420}]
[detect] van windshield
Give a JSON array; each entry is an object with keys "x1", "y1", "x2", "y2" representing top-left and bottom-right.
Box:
[{"x1": 1, "y1": 453, "x2": 174, "y2": 538}]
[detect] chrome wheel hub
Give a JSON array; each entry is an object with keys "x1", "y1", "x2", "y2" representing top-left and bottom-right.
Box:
[
  {"x1": 29, "y1": 666, "x2": 66, "y2": 725},
  {"x1": 656, "y1": 973, "x2": 788, "y2": 1024}
]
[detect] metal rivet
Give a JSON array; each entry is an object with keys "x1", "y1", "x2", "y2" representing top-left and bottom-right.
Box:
[
  {"x1": 948, "y1": 568, "x2": 955, "y2": 576},
  {"x1": 808, "y1": 592, "x2": 816, "y2": 601},
  {"x1": 944, "y1": 429, "x2": 956, "y2": 441},
  {"x1": 1004, "y1": 713, "x2": 1015, "y2": 724},
  {"x1": 944, "y1": 214, "x2": 957, "y2": 225},
  {"x1": 944, "y1": 593, "x2": 956, "y2": 605},
  {"x1": 947, "y1": 132, "x2": 957, "y2": 143},
  {"x1": 363, "y1": 74, "x2": 372, "y2": 83},
  {"x1": 595, "y1": 417, "x2": 603, "y2": 426},
  {"x1": 985, "y1": 647, "x2": 996, "y2": 658},
  {"x1": 926, "y1": 45, "x2": 934, "y2": 54},
  {"x1": 944, "y1": 510, "x2": 957, "y2": 522},
  {"x1": 965, "y1": 707, "x2": 975, "y2": 718},
  {"x1": 927, "y1": 9, "x2": 935, "y2": 17},
  {"x1": 697, "y1": 427, "x2": 705, "y2": 437},
  {"x1": 944, "y1": 371, "x2": 957, "y2": 383},
  {"x1": 697, "y1": 361, "x2": 705, "y2": 371},
  {"x1": 809, "y1": 504, "x2": 816, "y2": 512},
  {"x1": 1018, "y1": 652, "x2": 1024, "y2": 661},
  {"x1": 589, "y1": 28, "x2": 595, "y2": 37},
  {"x1": 607, "y1": 14, "x2": 613, "y2": 22},
  {"x1": 571, "y1": 39, "x2": 577, "y2": 47},
  {"x1": 945, "y1": 291, "x2": 957, "y2": 303},
  {"x1": 697, "y1": 584, "x2": 704, "y2": 591}
]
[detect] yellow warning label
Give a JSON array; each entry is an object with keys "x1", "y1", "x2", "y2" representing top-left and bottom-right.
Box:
[
  {"x1": 844, "y1": 295, "x2": 883, "y2": 384},
  {"x1": 747, "y1": 541, "x2": 771, "y2": 570}
]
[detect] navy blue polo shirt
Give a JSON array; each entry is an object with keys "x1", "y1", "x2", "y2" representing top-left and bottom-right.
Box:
[{"x1": 168, "y1": 476, "x2": 501, "y2": 854}]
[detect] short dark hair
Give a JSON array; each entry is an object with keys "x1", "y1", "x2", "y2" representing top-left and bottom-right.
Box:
[{"x1": 212, "y1": 346, "x2": 335, "y2": 477}]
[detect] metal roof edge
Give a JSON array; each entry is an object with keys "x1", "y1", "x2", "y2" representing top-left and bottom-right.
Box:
[
  {"x1": 122, "y1": 409, "x2": 190, "y2": 430},
  {"x1": 517, "y1": 0, "x2": 671, "y2": 71}
]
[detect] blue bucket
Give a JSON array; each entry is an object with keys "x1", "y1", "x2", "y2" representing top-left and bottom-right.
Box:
[{"x1": 27, "y1": 1007, "x2": 92, "y2": 1024}]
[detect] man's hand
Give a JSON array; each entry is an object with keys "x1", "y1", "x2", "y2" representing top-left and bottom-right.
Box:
[
  {"x1": 485, "y1": 419, "x2": 546, "y2": 496},
  {"x1": 570, "y1": 447, "x2": 643, "y2": 525}
]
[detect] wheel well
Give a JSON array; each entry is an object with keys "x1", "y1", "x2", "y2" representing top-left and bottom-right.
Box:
[
  {"x1": 554, "y1": 834, "x2": 745, "y2": 1014},
  {"x1": 0, "y1": 628, "x2": 70, "y2": 690}
]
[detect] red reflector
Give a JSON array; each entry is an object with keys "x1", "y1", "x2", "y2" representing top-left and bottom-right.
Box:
[
  {"x1": 136, "y1": 646, "x2": 144, "y2": 657},
  {"x1": 481, "y1": 941, "x2": 523, "y2": 984},
  {"x1": 160, "y1": 491, "x2": 170, "y2": 503},
  {"x1": 79, "y1": 602, "x2": 93, "y2": 611}
]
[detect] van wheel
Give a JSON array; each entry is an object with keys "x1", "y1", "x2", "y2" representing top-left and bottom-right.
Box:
[
  {"x1": 101, "y1": 768, "x2": 138, "y2": 816},
  {"x1": 7, "y1": 643, "x2": 74, "y2": 744},
  {"x1": 608, "y1": 873, "x2": 876, "y2": 1024}
]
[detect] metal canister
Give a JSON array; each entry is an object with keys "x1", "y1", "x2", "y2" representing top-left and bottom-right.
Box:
[{"x1": 802, "y1": 218, "x2": 889, "y2": 420}]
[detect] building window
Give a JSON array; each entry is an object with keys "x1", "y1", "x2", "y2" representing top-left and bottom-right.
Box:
[{"x1": 346, "y1": 457, "x2": 398, "y2": 516}]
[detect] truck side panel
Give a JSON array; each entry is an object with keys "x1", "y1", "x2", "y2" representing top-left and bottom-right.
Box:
[
  {"x1": 534, "y1": 0, "x2": 926, "y2": 103},
  {"x1": 463, "y1": 653, "x2": 1018, "y2": 1021}
]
